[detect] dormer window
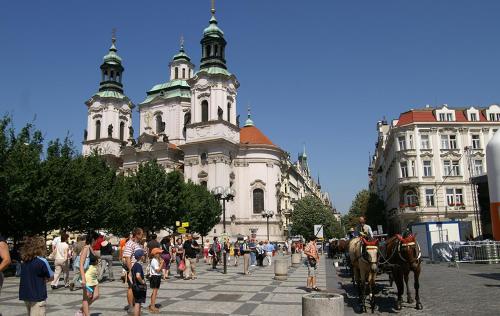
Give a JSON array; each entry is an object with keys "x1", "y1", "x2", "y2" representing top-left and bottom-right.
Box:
[
  {"x1": 489, "y1": 113, "x2": 500, "y2": 121},
  {"x1": 470, "y1": 113, "x2": 478, "y2": 121}
]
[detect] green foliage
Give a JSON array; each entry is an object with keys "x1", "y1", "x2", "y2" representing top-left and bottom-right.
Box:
[
  {"x1": 343, "y1": 189, "x2": 387, "y2": 233},
  {"x1": 126, "y1": 161, "x2": 184, "y2": 236},
  {"x1": 290, "y1": 195, "x2": 343, "y2": 239},
  {"x1": 181, "y1": 181, "x2": 222, "y2": 237}
]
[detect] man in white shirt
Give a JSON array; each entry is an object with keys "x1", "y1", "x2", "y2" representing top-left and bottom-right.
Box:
[
  {"x1": 51, "y1": 233, "x2": 69, "y2": 289},
  {"x1": 356, "y1": 216, "x2": 374, "y2": 239}
]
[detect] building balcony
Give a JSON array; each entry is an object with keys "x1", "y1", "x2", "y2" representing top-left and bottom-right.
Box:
[
  {"x1": 396, "y1": 148, "x2": 417, "y2": 157},
  {"x1": 398, "y1": 176, "x2": 418, "y2": 185}
]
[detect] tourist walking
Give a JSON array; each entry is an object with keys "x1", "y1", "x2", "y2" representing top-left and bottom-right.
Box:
[
  {"x1": 203, "y1": 239, "x2": 210, "y2": 263},
  {"x1": 174, "y1": 237, "x2": 184, "y2": 278},
  {"x1": 92, "y1": 233, "x2": 104, "y2": 258},
  {"x1": 148, "y1": 248, "x2": 163, "y2": 314},
  {"x1": 130, "y1": 249, "x2": 147, "y2": 316},
  {"x1": 183, "y1": 234, "x2": 200, "y2": 279},
  {"x1": 98, "y1": 235, "x2": 114, "y2": 281},
  {"x1": 210, "y1": 237, "x2": 220, "y2": 269},
  {"x1": 233, "y1": 240, "x2": 240, "y2": 266},
  {"x1": 77, "y1": 232, "x2": 100, "y2": 316},
  {"x1": 122, "y1": 228, "x2": 144, "y2": 313},
  {"x1": 119, "y1": 234, "x2": 130, "y2": 283},
  {"x1": 70, "y1": 235, "x2": 86, "y2": 291},
  {"x1": 249, "y1": 239, "x2": 257, "y2": 266},
  {"x1": 264, "y1": 241, "x2": 275, "y2": 266},
  {"x1": 0, "y1": 234, "x2": 11, "y2": 296},
  {"x1": 159, "y1": 236, "x2": 171, "y2": 280},
  {"x1": 304, "y1": 236, "x2": 320, "y2": 292},
  {"x1": 256, "y1": 241, "x2": 265, "y2": 266},
  {"x1": 241, "y1": 237, "x2": 251, "y2": 275},
  {"x1": 19, "y1": 236, "x2": 54, "y2": 315},
  {"x1": 51, "y1": 233, "x2": 70, "y2": 289}
]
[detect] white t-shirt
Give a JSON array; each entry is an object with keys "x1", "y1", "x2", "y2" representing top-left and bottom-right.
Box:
[
  {"x1": 150, "y1": 258, "x2": 161, "y2": 276},
  {"x1": 55, "y1": 242, "x2": 69, "y2": 260}
]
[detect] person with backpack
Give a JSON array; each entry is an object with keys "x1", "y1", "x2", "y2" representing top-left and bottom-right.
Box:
[
  {"x1": 130, "y1": 249, "x2": 147, "y2": 316},
  {"x1": 19, "y1": 236, "x2": 54, "y2": 315}
]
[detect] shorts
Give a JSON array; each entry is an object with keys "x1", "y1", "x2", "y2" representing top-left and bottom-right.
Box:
[
  {"x1": 308, "y1": 265, "x2": 317, "y2": 277},
  {"x1": 133, "y1": 287, "x2": 146, "y2": 304},
  {"x1": 150, "y1": 275, "x2": 161, "y2": 289}
]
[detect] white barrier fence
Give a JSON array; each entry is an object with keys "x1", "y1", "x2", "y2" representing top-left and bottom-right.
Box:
[{"x1": 431, "y1": 241, "x2": 500, "y2": 264}]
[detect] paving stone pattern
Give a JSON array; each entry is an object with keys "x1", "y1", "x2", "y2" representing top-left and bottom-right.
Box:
[
  {"x1": 0, "y1": 255, "x2": 325, "y2": 316},
  {"x1": 2, "y1": 256, "x2": 499, "y2": 315}
]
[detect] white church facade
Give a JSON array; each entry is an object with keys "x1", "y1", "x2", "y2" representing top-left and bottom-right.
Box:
[{"x1": 82, "y1": 7, "x2": 334, "y2": 241}]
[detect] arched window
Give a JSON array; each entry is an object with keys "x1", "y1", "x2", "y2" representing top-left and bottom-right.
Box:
[
  {"x1": 214, "y1": 44, "x2": 219, "y2": 56},
  {"x1": 218, "y1": 107, "x2": 223, "y2": 120},
  {"x1": 200, "y1": 181, "x2": 207, "y2": 188},
  {"x1": 175, "y1": 67, "x2": 179, "y2": 79},
  {"x1": 404, "y1": 190, "x2": 418, "y2": 207},
  {"x1": 205, "y1": 45, "x2": 211, "y2": 57},
  {"x1": 253, "y1": 188, "x2": 264, "y2": 214},
  {"x1": 200, "y1": 152, "x2": 208, "y2": 165},
  {"x1": 156, "y1": 115, "x2": 164, "y2": 134},
  {"x1": 119, "y1": 122, "x2": 125, "y2": 141},
  {"x1": 227, "y1": 103, "x2": 231, "y2": 122},
  {"x1": 201, "y1": 100, "x2": 209, "y2": 122},
  {"x1": 95, "y1": 120, "x2": 101, "y2": 140},
  {"x1": 182, "y1": 68, "x2": 186, "y2": 79}
]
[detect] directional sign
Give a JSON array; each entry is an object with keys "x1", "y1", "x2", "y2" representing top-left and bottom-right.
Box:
[
  {"x1": 177, "y1": 227, "x2": 186, "y2": 234},
  {"x1": 314, "y1": 225, "x2": 324, "y2": 239},
  {"x1": 182, "y1": 222, "x2": 189, "y2": 228},
  {"x1": 175, "y1": 221, "x2": 180, "y2": 227}
]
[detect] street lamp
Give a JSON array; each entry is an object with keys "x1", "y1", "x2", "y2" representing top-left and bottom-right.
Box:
[
  {"x1": 212, "y1": 186, "x2": 235, "y2": 274},
  {"x1": 261, "y1": 210, "x2": 274, "y2": 241}
]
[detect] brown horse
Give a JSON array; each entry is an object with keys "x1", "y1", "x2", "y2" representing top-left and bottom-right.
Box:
[
  {"x1": 348, "y1": 237, "x2": 379, "y2": 313},
  {"x1": 385, "y1": 234, "x2": 423, "y2": 311}
]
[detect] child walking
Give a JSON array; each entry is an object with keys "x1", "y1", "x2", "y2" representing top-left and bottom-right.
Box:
[
  {"x1": 131, "y1": 249, "x2": 147, "y2": 316},
  {"x1": 148, "y1": 248, "x2": 163, "y2": 313}
]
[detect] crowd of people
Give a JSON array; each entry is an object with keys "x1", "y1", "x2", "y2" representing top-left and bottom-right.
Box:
[{"x1": 0, "y1": 229, "x2": 305, "y2": 316}]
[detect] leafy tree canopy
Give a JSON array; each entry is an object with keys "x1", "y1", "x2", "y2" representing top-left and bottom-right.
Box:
[{"x1": 291, "y1": 195, "x2": 343, "y2": 239}]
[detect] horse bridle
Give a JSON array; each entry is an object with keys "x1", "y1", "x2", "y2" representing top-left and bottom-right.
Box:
[
  {"x1": 361, "y1": 245, "x2": 379, "y2": 265},
  {"x1": 398, "y1": 240, "x2": 422, "y2": 264}
]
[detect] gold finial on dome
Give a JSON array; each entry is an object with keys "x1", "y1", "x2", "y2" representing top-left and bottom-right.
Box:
[{"x1": 211, "y1": 0, "x2": 216, "y2": 16}]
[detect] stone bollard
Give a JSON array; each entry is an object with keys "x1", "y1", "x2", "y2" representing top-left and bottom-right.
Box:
[
  {"x1": 302, "y1": 293, "x2": 344, "y2": 316},
  {"x1": 274, "y1": 259, "x2": 288, "y2": 280},
  {"x1": 291, "y1": 253, "x2": 302, "y2": 267}
]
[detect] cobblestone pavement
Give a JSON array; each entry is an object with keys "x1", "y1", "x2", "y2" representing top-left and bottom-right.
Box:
[
  {"x1": 2, "y1": 256, "x2": 498, "y2": 315},
  {"x1": 333, "y1": 259, "x2": 500, "y2": 316},
  {"x1": 0, "y1": 255, "x2": 326, "y2": 316}
]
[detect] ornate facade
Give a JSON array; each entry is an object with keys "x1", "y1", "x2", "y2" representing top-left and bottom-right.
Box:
[
  {"x1": 82, "y1": 7, "x2": 334, "y2": 241},
  {"x1": 369, "y1": 104, "x2": 500, "y2": 236}
]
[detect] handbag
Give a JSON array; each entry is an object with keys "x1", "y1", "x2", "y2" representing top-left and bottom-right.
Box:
[{"x1": 178, "y1": 259, "x2": 186, "y2": 271}]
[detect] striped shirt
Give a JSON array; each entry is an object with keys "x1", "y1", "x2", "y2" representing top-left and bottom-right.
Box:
[{"x1": 122, "y1": 239, "x2": 142, "y2": 264}]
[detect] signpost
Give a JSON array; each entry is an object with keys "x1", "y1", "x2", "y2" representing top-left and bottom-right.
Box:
[
  {"x1": 177, "y1": 227, "x2": 187, "y2": 234},
  {"x1": 314, "y1": 225, "x2": 324, "y2": 255},
  {"x1": 182, "y1": 222, "x2": 189, "y2": 228}
]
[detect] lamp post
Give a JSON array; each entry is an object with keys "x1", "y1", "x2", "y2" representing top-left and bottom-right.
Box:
[
  {"x1": 261, "y1": 210, "x2": 274, "y2": 241},
  {"x1": 212, "y1": 186, "x2": 235, "y2": 274}
]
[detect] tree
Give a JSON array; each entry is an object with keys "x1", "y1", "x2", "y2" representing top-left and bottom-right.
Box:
[
  {"x1": 127, "y1": 161, "x2": 184, "y2": 236},
  {"x1": 290, "y1": 195, "x2": 343, "y2": 239},
  {"x1": 1, "y1": 120, "x2": 46, "y2": 239},
  {"x1": 344, "y1": 189, "x2": 387, "y2": 233},
  {"x1": 181, "y1": 181, "x2": 221, "y2": 240}
]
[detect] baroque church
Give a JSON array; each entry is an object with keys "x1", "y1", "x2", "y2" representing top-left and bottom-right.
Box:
[{"x1": 82, "y1": 5, "x2": 334, "y2": 241}]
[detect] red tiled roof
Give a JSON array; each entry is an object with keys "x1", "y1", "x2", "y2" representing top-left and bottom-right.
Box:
[
  {"x1": 396, "y1": 108, "x2": 490, "y2": 126},
  {"x1": 240, "y1": 126, "x2": 276, "y2": 147}
]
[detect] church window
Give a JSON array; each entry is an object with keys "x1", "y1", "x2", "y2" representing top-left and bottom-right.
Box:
[
  {"x1": 218, "y1": 107, "x2": 223, "y2": 120},
  {"x1": 201, "y1": 100, "x2": 209, "y2": 122},
  {"x1": 206, "y1": 45, "x2": 211, "y2": 57},
  {"x1": 200, "y1": 181, "x2": 207, "y2": 188},
  {"x1": 253, "y1": 189, "x2": 264, "y2": 214},
  {"x1": 119, "y1": 122, "x2": 125, "y2": 141},
  {"x1": 227, "y1": 103, "x2": 231, "y2": 122},
  {"x1": 175, "y1": 67, "x2": 179, "y2": 79},
  {"x1": 95, "y1": 120, "x2": 101, "y2": 140},
  {"x1": 182, "y1": 68, "x2": 185, "y2": 79},
  {"x1": 110, "y1": 71, "x2": 115, "y2": 80},
  {"x1": 214, "y1": 44, "x2": 218, "y2": 56},
  {"x1": 200, "y1": 152, "x2": 208, "y2": 165},
  {"x1": 156, "y1": 115, "x2": 164, "y2": 134}
]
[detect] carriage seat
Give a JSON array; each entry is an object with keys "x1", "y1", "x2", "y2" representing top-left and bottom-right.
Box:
[{"x1": 396, "y1": 234, "x2": 416, "y2": 246}]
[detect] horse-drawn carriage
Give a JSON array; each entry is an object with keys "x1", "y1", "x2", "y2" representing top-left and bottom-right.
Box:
[{"x1": 333, "y1": 233, "x2": 423, "y2": 313}]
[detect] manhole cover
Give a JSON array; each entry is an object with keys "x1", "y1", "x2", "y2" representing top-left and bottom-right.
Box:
[{"x1": 212, "y1": 294, "x2": 242, "y2": 301}]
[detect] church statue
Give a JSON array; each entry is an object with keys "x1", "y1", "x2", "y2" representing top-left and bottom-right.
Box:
[
  {"x1": 83, "y1": 129, "x2": 88, "y2": 141},
  {"x1": 129, "y1": 126, "x2": 134, "y2": 138},
  {"x1": 108, "y1": 124, "x2": 113, "y2": 137}
]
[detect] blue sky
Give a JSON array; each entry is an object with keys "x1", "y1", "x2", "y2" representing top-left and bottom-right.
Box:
[{"x1": 2, "y1": 1, "x2": 500, "y2": 213}]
